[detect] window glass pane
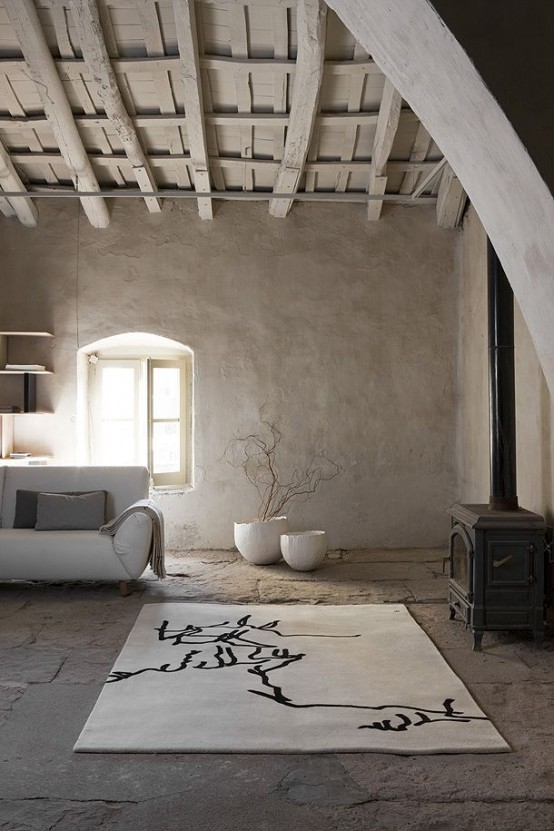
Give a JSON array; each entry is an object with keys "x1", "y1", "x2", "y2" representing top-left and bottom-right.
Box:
[
  {"x1": 153, "y1": 367, "x2": 180, "y2": 420},
  {"x1": 101, "y1": 421, "x2": 136, "y2": 464},
  {"x1": 152, "y1": 421, "x2": 180, "y2": 473},
  {"x1": 101, "y1": 367, "x2": 136, "y2": 419}
]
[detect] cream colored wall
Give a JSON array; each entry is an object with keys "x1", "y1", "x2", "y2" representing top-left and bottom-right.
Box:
[
  {"x1": 0, "y1": 199, "x2": 458, "y2": 549},
  {"x1": 458, "y1": 206, "x2": 554, "y2": 524}
]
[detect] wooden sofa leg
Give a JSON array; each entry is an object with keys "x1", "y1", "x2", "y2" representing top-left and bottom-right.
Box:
[{"x1": 119, "y1": 580, "x2": 131, "y2": 597}]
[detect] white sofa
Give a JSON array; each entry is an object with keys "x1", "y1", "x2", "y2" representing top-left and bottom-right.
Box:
[{"x1": 0, "y1": 465, "x2": 155, "y2": 590}]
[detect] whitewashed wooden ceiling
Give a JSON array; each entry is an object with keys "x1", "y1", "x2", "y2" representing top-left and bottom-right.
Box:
[{"x1": 0, "y1": 0, "x2": 467, "y2": 228}]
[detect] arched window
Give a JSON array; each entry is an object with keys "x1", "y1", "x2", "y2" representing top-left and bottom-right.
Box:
[{"x1": 77, "y1": 333, "x2": 192, "y2": 488}]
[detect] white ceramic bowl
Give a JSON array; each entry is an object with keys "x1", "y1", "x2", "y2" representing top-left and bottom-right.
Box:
[
  {"x1": 280, "y1": 530, "x2": 327, "y2": 571},
  {"x1": 234, "y1": 516, "x2": 289, "y2": 565}
]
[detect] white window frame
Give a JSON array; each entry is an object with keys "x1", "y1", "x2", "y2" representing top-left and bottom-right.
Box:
[
  {"x1": 89, "y1": 354, "x2": 191, "y2": 488},
  {"x1": 148, "y1": 358, "x2": 189, "y2": 487}
]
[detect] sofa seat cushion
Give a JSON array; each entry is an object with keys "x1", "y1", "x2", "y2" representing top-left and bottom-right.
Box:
[{"x1": 0, "y1": 530, "x2": 133, "y2": 582}]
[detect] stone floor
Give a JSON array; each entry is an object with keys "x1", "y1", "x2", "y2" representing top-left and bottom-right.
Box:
[{"x1": 1, "y1": 548, "x2": 554, "y2": 831}]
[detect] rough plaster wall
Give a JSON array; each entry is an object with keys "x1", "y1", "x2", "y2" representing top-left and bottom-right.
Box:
[
  {"x1": 0, "y1": 199, "x2": 458, "y2": 549},
  {"x1": 458, "y1": 206, "x2": 554, "y2": 524}
]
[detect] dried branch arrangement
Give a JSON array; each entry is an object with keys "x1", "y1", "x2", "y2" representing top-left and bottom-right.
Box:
[{"x1": 226, "y1": 420, "x2": 340, "y2": 521}]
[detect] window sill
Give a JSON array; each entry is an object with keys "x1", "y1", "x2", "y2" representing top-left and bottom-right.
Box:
[{"x1": 150, "y1": 483, "x2": 193, "y2": 495}]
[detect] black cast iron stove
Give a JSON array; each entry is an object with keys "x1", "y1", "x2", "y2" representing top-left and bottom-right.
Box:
[{"x1": 448, "y1": 241, "x2": 546, "y2": 650}]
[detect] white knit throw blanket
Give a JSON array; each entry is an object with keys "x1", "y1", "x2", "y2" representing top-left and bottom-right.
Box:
[{"x1": 100, "y1": 499, "x2": 166, "y2": 579}]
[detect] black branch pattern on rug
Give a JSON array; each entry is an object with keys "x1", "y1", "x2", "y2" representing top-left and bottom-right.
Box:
[{"x1": 106, "y1": 614, "x2": 489, "y2": 733}]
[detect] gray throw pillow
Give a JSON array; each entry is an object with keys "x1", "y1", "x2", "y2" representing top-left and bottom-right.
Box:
[
  {"x1": 14, "y1": 489, "x2": 108, "y2": 528},
  {"x1": 35, "y1": 491, "x2": 107, "y2": 531}
]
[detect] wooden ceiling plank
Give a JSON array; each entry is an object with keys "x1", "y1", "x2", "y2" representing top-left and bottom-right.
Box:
[
  {"x1": 436, "y1": 163, "x2": 467, "y2": 228},
  {"x1": 69, "y1": 0, "x2": 161, "y2": 213},
  {"x1": 51, "y1": 4, "x2": 75, "y2": 58},
  {"x1": 135, "y1": 0, "x2": 165, "y2": 55},
  {"x1": 230, "y1": 5, "x2": 254, "y2": 191},
  {"x1": 336, "y1": 65, "x2": 365, "y2": 192},
  {"x1": 195, "y1": 7, "x2": 226, "y2": 192},
  {"x1": 111, "y1": 163, "x2": 126, "y2": 187},
  {"x1": 269, "y1": 0, "x2": 327, "y2": 218},
  {"x1": 399, "y1": 121, "x2": 431, "y2": 195},
  {"x1": 97, "y1": 0, "x2": 119, "y2": 58},
  {"x1": 172, "y1": 0, "x2": 213, "y2": 218},
  {"x1": 3, "y1": 0, "x2": 109, "y2": 227},
  {"x1": 272, "y1": 6, "x2": 288, "y2": 162},
  {"x1": 0, "y1": 138, "x2": 38, "y2": 226},
  {"x1": 136, "y1": 0, "x2": 192, "y2": 190},
  {"x1": 0, "y1": 75, "x2": 59, "y2": 184},
  {"x1": 0, "y1": 76, "x2": 25, "y2": 117},
  {"x1": 200, "y1": 71, "x2": 226, "y2": 191}
]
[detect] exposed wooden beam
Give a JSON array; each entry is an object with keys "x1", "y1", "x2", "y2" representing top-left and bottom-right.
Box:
[
  {"x1": 0, "y1": 137, "x2": 38, "y2": 227},
  {"x1": 411, "y1": 155, "x2": 448, "y2": 199},
  {"x1": 269, "y1": 0, "x2": 327, "y2": 218},
  {"x1": 0, "y1": 55, "x2": 381, "y2": 78},
  {"x1": 0, "y1": 110, "x2": 419, "y2": 133},
  {"x1": 69, "y1": 0, "x2": 161, "y2": 212},
  {"x1": 230, "y1": 5, "x2": 254, "y2": 191},
  {"x1": 3, "y1": 0, "x2": 109, "y2": 227},
  {"x1": 195, "y1": 9, "x2": 226, "y2": 192},
  {"x1": 135, "y1": 0, "x2": 192, "y2": 191},
  {"x1": 436, "y1": 163, "x2": 468, "y2": 228},
  {"x1": 399, "y1": 121, "x2": 432, "y2": 195},
  {"x1": 172, "y1": 0, "x2": 213, "y2": 219},
  {"x1": 0, "y1": 196, "x2": 16, "y2": 218},
  {"x1": 43, "y1": 0, "x2": 299, "y2": 7},
  {"x1": 9, "y1": 187, "x2": 437, "y2": 206},
  {"x1": 10, "y1": 150, "x2": 442, "y2": 177},
  {"x1": 367, "y1": 77, "x2": 403, "y2": 220}
]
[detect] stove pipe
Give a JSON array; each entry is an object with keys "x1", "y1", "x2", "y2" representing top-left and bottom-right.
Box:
[{"x1": 488, "y1": 240, "x2": 518, "y2": 511}]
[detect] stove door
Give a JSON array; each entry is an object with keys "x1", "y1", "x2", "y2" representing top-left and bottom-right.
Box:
[{"x1": 449, "y1": 522, "x2": 474, "y2": 597}]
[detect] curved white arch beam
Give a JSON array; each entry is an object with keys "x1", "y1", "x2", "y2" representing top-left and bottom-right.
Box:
[{"x1": 328, "y1": 0, "x2": 554, "y2": 392}]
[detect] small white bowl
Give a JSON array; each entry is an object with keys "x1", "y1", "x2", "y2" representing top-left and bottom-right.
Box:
[{"x1": 280, "y1": 531, "x2": 327, "y2": 571}]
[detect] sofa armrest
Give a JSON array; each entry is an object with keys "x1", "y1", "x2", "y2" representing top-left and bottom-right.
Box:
[{"x1": 113, "y1": 512, "x2": 153, "y2": 578}]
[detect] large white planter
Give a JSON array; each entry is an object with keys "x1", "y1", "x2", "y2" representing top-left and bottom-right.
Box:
[
  {"x1": 234, "y1": 516, "x2": 289, "y2": 565},
  {"x1": 280, "y1": 531, "x2": 327, "y2": 571}
]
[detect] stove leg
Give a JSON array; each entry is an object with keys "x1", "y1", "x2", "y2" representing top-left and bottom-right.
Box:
[
  {"x1": 449, "y1": 605, "x2": 456, "y2": 620},
  {"x1": 472, "y1": 630, "x2": 483, "y2": 651},
  {"x1": 534, "y1": 631, "x2": 544, "y2": 650}
]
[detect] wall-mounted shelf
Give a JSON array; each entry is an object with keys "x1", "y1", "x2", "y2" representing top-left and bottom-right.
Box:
[{"x1": 0, "y1": 332, "x2": 54, "y2": 458}]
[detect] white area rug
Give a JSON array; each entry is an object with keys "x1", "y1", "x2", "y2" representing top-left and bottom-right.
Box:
[{"x1": 74, "y1": 603, "x2": 509, "y2": 754}]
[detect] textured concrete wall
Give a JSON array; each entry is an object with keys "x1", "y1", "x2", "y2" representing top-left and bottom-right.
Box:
[
  {"x1": 0, "y1": 199, "x2": 458, "y2": 549},
  {"x1": 458, "y1": 206, "x2": 554, "y2": 523}
]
